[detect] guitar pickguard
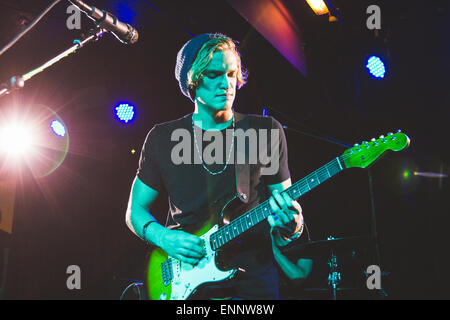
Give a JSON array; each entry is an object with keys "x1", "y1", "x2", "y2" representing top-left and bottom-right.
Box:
[
  {"x1": 147, "y1": 224, "x2": 237, "y2": 300},
  {"x1": 169, "y1": 225, "x2": 236, "y2": 300}
]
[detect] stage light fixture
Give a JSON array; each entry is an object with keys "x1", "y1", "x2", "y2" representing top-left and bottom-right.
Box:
[
  {"x1": 366, "y1": 55, "x2": 386, "y2": 79},
  {"x1": 50, "y1": 120, "x2": 66, "y2": 137},
  {"x1": 115, "y1": 103, "x2": 135, "y2": 123},
  {"x1": 306, "y1": 0, "x2": 330, "y2": 15}
]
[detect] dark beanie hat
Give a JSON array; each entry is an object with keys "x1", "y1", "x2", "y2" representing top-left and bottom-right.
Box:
[{"x1": 175, "y1": 33, "x2": 222, "y2": 102}]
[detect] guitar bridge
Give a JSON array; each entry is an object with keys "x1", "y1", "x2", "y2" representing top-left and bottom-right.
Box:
[{"x1": 161, "y1": 259, "x2": 173, "y2": 287}]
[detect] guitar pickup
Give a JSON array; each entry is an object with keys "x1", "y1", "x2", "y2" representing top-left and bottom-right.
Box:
[{"x1": 161, "y1": 259, "x2": 173, "y2": 287}]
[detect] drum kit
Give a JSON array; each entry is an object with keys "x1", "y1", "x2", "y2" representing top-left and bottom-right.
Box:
[{"x1": 280, "y1": 235, "x2": 385, "y2": 300}]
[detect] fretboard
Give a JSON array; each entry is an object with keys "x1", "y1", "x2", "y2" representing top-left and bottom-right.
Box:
[{"x1": 210, "y1": 156, "x2": 346, "y2": 250}]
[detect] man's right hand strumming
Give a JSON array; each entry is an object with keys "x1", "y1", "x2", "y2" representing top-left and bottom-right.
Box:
[{"x1": 150, "y1": 223, "x2": 205, "y2": 266}]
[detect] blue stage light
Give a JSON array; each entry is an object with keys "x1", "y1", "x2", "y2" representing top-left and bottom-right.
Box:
[
  {"x1": 113, "y1": 0, "x2": 137, "y2": 24},
  {"x1": 50, "y1": 120, "x2": 66, "y2": 137},
  {"x1": 115, "y1": 103, "x2": 135, "y2": 123},
  {"x1": 366, "y1": 56, "x2": 386, "y2": 79}
]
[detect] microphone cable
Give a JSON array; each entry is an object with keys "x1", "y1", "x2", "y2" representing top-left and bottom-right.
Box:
[{"x1": 0, "y1": 0, "x2": 63, "y2": 57}]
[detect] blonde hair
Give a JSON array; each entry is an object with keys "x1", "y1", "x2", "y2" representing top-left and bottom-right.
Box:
[{"x1": 187, "y1": 35, "x2": 247, "y2": 94}]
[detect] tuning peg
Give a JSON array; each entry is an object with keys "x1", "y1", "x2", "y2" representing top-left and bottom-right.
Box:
[
  {"x1": 387, "y1": 132, "x2": 393, "y2": 136},
  {"x1": 362, "y1": 141, "x2": 368, "y2": 144},
  {"x1": 396, "y1": 129, "x2": 402, "y2": 133},
  {"x1": 371, "y1": 138, "x2": 376, "y2": 142},
  {"x1": 353, "y1": 143, "x2": 359, "y2": 147},
  {"x1": 379, "y1": 135, "x2": 384, "y2": 139}
]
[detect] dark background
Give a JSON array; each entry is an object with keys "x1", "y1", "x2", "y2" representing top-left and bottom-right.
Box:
[{"x1": 0, "y1": 0, "x2": 448, "y2": 299}]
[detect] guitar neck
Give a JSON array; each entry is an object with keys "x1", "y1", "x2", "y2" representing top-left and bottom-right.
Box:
[{"x1": 210, "y1": 156, "x2": 346, "y2": 250}]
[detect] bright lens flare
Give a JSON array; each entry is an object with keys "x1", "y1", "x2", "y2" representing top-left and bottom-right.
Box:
[
  {"x1": 0, "y1": 104, "x2": 70, "y2": 178},
  {"x1": 0, "y1": 124, "x2": 36, "y2": 157}
]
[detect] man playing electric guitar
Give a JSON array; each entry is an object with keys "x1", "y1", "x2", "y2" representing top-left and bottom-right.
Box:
[{"x1": 125, "y1": 33, "x2": 304, "y2": 300}]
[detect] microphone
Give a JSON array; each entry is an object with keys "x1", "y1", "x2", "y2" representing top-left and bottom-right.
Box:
[{"x1": 69, "y1": 0, "x2": 139, "y2": 44}]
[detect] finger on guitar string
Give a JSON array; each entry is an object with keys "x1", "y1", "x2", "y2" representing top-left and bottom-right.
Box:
[
  {"x1": 286, "y1": 193, "x2": 302, "y2": 215},
  {"x1": 268, "y1": 196, "x2": 284, "y2": 229},
  {"x1": 271, "y1": 190, "x2": 294, "y2": 225},
  {"x1": 272, "y1": 190, "x2": 288, "y2": 211},
  {"x1": 176, "y1": 247, "x2": 205, "y2": 264},
  {"x1": 174, "y1": 253, "x2": 202, "y2": 266},
  {"x1": 267, "y1": 214, "x2": 278, "y2": 229},
  {"x1": 161, "y1": 229, "x2": 205, "y2": 262},
  {"x1": 269, "y1": 191, "x2": 297, "y2": 234},
  {"x1": 180, "y1": 241, "x2": 205, "y2": 258},
  {"x1": 281, "y1": 192, "x2": 301, "y2": 221}
]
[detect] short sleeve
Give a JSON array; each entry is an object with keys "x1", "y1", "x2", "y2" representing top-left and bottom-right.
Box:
[
  {"x1": 262, "y1": 117, "x2": 291, "y2": 186},
  {"x1": 136, "y1": 126, "x2": 163, "y2": 191}
]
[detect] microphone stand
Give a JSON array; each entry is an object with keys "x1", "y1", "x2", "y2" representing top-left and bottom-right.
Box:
[
  {"x1": 264, "y1": 106, "x2": 387, "y2": 298},
  {"x1": 0, "y1": 27, "x2": 106, "y2": 99}
]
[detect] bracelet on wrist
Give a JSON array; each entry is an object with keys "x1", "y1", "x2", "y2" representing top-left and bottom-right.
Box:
[
  {"x1": 142, "y1": 220, "x2": 157, "y2": 240},
  {"x1": 281, "y1": 221, "x2": 304, "y2": 242}
]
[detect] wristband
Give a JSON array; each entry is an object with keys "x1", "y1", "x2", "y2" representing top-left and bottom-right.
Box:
[
  {"x1": 281, "y1": 220, "x2": 304, "y2": 242},
  {"x1": 142, "y1": 220, "x2": 157, "y2": 240}
]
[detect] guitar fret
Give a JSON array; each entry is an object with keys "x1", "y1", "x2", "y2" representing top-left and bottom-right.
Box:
[
  {"x1": 238, "y1": 217, "x2": 244, "y2": 234},
  {"x1": 307, "y1": 173, "x2": 319, "y2": 189},
  {"x1": 224, "y1": 228, "x2": 230, "y2": 243},
  {"x1": 247, "y1": 214, "x2": 253, "y2": 227},
  {"x1": 235, "y1": 218, "x2": 243, "y2": 235},
  {"x1": 256, "y1": 208, "x2": 262, "y2": 222},
  {"x1": 300, "y1": 180, "x2": 309, "y2": 194},
  {"x1": 317, "y1": 166, "x2": 329, "y2": 184},
  {"x1": 329, "y1": 159, "x2": 341, "y2": 176},
  {"x1": 259, "y1": 206, "x2": 267, "y2": 221},
  {"x1": 305, "y1": 179, "x2": 311, "y2": 191},
  {"x1": 325, "y1": 164, "x2": 331, "y2": 178},
  {"x1": 218, "y1": 232, "x2": 223, "y2": 247},
  {"x1": 290, "y1": 187, "x2": 301, "y2": 198},
  {"x1": 336, "y1": 157, "x2": 343, "y2": 170},
  {"x1": 254, "y1": 208, "x2": 260, "y2": 223}
]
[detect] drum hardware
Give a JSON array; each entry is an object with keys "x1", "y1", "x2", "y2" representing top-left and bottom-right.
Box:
[
  {"x1": 327, "y1": 237, "x2": 340, "y2": 300},
  {"x1": 281, "y1": 235, "x2": 373, "y2": 300}
]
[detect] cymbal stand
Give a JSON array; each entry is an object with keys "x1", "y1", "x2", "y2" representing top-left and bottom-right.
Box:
[{"x1": 327, "y1": 238, "x2": 341, "y2": 300}]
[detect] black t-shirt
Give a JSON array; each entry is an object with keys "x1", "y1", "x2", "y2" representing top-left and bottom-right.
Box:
[{"x1": 137, "y1": 112, "x2": 290, "y2": 299}]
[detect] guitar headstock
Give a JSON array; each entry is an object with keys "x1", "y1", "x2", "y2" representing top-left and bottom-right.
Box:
[{"x1": 341, "y1": 131, "x2": 410, "y2": 169}]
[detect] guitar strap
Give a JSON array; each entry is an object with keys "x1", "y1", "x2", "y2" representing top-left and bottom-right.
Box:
[{"x1": 233, "y1": 112, "x2": 250, "y2": 204}]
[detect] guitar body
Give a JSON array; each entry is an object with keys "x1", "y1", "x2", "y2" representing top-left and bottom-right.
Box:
[
  {"x1": 146, "y1": 225, "x2": 237, "y2": 300},
  {"x1": 145, "y1": 192, "x2": 246, "y2": 300}
]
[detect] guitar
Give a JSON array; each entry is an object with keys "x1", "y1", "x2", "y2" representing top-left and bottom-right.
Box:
[{"x1": 145, "y1": 131, "x2": 410, "y2": 300}]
